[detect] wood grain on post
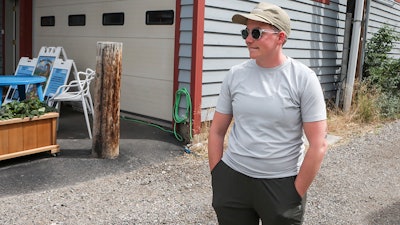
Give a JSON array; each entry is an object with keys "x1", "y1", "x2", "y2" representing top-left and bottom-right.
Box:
[{"x1": 92, "y1": 42, "x2": 123, "y2": 159}]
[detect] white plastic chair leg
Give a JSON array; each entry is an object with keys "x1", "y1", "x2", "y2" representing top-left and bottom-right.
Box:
[
  {"x1": 87, "y1": 95, "x2": 95, "y2": 119},
  {"x1": 84, "y1": 97, "x2": 94, "y2": 118},
  {"x1": 54, "y1": 102, "x2": 61, "y2": 131},
  {"x1": 81, "y1": 98, "x2": 92, "y2": 139}
]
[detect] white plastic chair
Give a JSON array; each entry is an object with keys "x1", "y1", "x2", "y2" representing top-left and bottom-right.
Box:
[{"x1": 48, "y1": 68, "x2": 96, "y2": 139}]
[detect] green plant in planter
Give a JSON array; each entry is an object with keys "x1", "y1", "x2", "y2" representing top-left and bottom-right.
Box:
[{"x1": 0, "y1": 98, "x2": 56, "y2": 120}]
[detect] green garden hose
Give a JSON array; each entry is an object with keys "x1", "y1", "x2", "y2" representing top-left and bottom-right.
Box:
[
  {"x1": 173, "y1": 87, "x2": 193, "y2": 141},
  {"x1": 120, "y1": 87, "x2": 193, "y2": 142}
]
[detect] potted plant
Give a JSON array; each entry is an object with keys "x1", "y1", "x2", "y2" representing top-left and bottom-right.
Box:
[{"x1": 0, "y1": 98, "x2": 60, "y2": 160}]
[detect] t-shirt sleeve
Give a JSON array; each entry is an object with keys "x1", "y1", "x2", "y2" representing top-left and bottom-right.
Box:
[
  {"x1": 216, "y1": 70, "x2": 233, "y2": 115},
  {"x1": 300, "y1": 72, "x2": 327, "y2": 122}
]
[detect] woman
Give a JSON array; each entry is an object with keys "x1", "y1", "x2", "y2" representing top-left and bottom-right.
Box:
[{"x1": 208, "y1": 2, "x2": 328, "y2": 225}]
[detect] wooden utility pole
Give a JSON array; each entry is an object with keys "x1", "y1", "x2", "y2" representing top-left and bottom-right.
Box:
[{"x1": 92, "y1": 42, "x2": 123, "y2": 159}]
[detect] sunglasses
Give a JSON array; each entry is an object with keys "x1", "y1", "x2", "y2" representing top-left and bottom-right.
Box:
[{"x1": 241, "y1": 28, "x2": 279, "y2": 40}]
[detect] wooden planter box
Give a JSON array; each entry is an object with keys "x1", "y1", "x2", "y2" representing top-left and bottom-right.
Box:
[{"x1": 0, "y1": 112, "x2": 60, "y2": 161}]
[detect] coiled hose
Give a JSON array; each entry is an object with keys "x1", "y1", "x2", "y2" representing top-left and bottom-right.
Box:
[{"x1": 173, "y1": 87, "x2": 193, "y2": 141}]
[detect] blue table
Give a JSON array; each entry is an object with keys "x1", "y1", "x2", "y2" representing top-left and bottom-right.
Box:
[{"x1": 0, "y1": 75, "x2": 47, "y2": 105}]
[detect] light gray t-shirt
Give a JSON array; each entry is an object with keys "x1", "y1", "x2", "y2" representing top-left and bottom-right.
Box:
[{"x1": 216, "y1": 58, "x2": 327, "y2": 179}]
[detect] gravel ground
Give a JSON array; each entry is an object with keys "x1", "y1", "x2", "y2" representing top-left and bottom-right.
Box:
[{"x1": 0, "y1": 120, "x2": 399, "y2": 224}]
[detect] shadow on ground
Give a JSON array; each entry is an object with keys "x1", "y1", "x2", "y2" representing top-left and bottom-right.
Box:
[
  {"x1": 367, "y1": 201, "x2": 400, "y2": 225},
  {"x1": 0, "y1": 105, "x2": 185, "y2": 197}
]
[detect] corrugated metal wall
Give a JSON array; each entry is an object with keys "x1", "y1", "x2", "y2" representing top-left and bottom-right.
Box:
[
  {"x1": 200, "y1": 0, "x2": 347, "y2": 121},
  {"x1": 367, "y1": 0, "x2": 400, "y2": 59}
]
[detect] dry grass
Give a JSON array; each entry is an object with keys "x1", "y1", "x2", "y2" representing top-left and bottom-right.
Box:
[
  {"x1": 188, "y1": 117, "x2": 232, "y2": 157},
  {"x1": 327, "y1": 81, "x2": 387, "y2": 145},
  {"x1": 326, "y1": 107, "x2": 381, "y2": 145}
]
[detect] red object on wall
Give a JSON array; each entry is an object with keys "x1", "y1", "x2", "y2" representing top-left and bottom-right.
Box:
[
  {"x1": 19, "y1": 0, "x2": 32, "y2": 58},
  {"x1": 314, "y1": 0, "x2": 330, "y2": 4}
]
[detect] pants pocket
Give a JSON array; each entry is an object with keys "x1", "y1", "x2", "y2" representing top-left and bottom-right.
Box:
[
  {"x1": 279, "y1": 176, "x2": 306, "y2": 224},
  {"x1": 292, "y1": 176, "x2": 303, "y2": 200},
  {"x1": 211, "y1": 159, "x2": 223, "y2": 175}
]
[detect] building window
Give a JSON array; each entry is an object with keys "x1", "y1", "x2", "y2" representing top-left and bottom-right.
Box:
[
  {"x1": 314, "y1": 0, "x2": 330, "y2": 4},
  {"x1": 103, "y1": 12, "x2": 125, "y2": 26},
  {"x1": 41, "y1": 16, "x2": 55, "y2": 26},
  {"x1": 146, "y1": 10, "x2": 174, "y2": 25},
  {"x1": 69, "y1": 14, "x2": 86, "y2": 26}
]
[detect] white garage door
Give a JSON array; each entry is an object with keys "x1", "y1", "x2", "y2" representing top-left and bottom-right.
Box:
[{"x1": 33, "y1": 0, "x2": 176, "y2": 122}]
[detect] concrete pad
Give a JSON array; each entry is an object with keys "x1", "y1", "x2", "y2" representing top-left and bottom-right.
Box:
[{"x1": 0, "y1": 106, "x2": 184, "y2": 197}]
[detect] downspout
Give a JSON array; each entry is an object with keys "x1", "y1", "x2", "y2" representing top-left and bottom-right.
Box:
[
  {"x1": 343, "y1": 0, "x2": 365, "y2": 112},
  {"x1": 335, "y1": 12, "x2": 352, "y2": 107},
  {"x1": 357, "y1": 0, "x2": 371, "y2": 81}
]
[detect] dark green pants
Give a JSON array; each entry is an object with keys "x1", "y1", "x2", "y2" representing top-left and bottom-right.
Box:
[{"x1": 211, "y1": 160, "x2": 306, "y2": 225}]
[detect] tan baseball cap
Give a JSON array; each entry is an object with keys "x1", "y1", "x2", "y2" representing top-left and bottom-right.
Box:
[{"x1": 232, "y1": 2, "x2": 291, "y2": 37}]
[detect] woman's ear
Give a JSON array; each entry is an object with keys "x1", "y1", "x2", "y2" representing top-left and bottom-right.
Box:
[{"x1": 278, "y1": 32, "x2": 287, "y2": 45}]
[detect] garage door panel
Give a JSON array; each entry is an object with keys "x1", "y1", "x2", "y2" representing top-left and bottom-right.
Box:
[
  {"x1": 123, "y1": 39, "x2": 174, "y2": 81},
  {"x1": 121, "y1": 75, "x2": 173, "y2": 121}
]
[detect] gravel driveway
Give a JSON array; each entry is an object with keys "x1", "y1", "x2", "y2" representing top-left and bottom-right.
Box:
[{"x1": 0, "y1": 120, "x2": 399, "y2": 224}]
